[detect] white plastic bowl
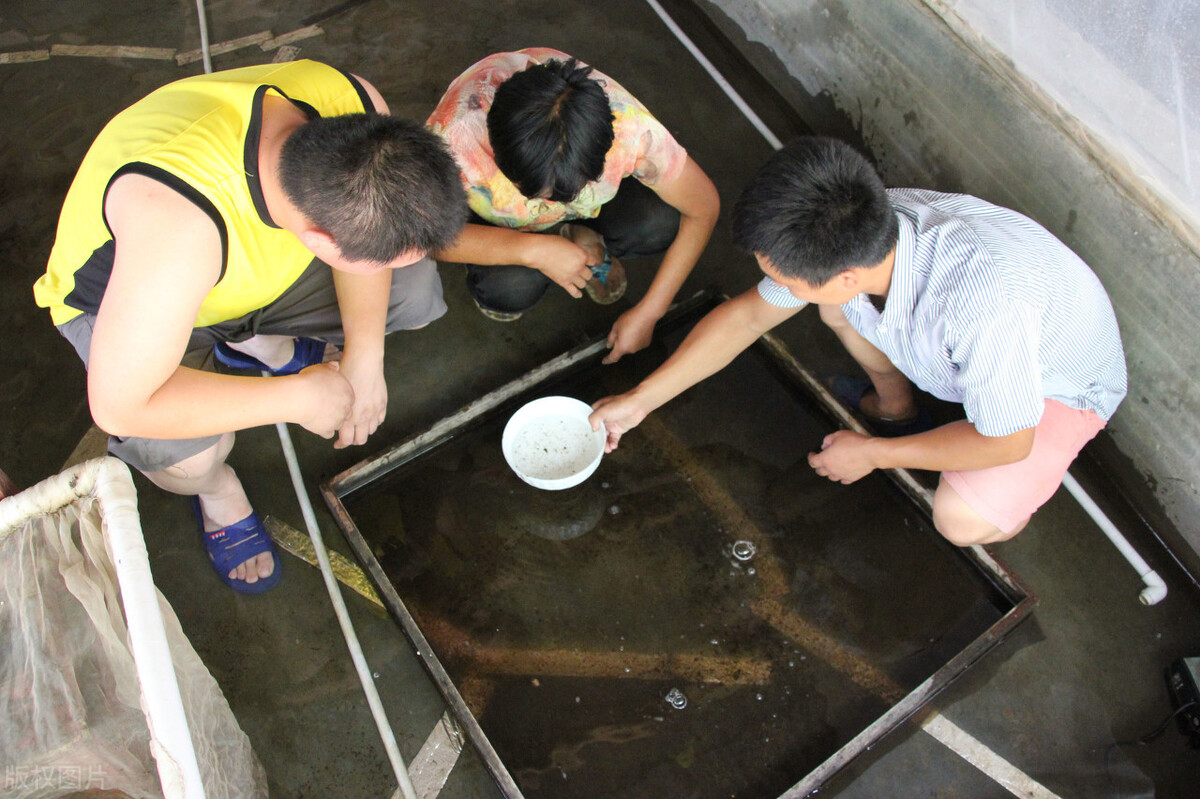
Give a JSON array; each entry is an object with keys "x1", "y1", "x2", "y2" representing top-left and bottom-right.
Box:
[{"x1": 502, "y1": 396, "x2": 606, "y2": 490}]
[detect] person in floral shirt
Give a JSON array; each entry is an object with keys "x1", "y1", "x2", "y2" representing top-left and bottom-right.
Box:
[{"x1": 428, "y1": 48, "x2": 719, "y2": 363}]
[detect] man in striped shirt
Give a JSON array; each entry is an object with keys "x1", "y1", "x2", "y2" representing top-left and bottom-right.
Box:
[{"x1": 590, "y1": 137, "x2": 1126, "y2": 546}]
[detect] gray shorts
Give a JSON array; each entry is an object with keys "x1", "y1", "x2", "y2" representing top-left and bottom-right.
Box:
[{"x1": 57, "y1": 256, "x2": 446, "y2": 472}]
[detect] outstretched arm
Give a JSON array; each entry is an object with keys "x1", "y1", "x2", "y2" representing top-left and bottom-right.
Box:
[
  {"x1": 590, "y1": 287, "x2": 801, "y2": 451},
  {"x1": 89, "y1": 174, "x2": 353, "y2": 441},
  {"x1": 603, "y1": 156, "x2": 720, "y2": 364}
]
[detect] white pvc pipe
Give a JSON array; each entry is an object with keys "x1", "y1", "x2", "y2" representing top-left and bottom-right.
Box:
[
  {"x1": 646, "y1": 0, "x2": 1167, "y2": 609},
  {"x1": 96, "y1": 458, "x2": 209, "y2": 798},
  {"x1": 194, "y1": 0, "x2": 212, "y2": 74},
  {"x1": 1062, "y1": 472, "x2": 1167, "y2": 604},
  {"x1": 642, "y1": 0, "x2": 784, "y2": 151},
  {"x1": 273, "y1": 420, "x2": 419, "y2": 799}
]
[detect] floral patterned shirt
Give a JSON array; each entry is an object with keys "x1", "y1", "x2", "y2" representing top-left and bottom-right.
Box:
[{"x1": 427, "y1": 48, "x2": 689, "y2": 231}]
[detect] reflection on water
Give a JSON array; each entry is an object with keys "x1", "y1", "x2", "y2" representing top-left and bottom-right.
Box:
[{"x1": 344, "y1": 321, "x2": 1012, "y2": 799}]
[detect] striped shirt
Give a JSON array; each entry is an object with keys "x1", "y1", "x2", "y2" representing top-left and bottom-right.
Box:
[{"x1": 758, "y1": 189, "x2": 1127, "y2": 436}]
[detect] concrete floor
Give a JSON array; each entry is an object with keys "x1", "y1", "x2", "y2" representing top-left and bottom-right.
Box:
[{"x1": 2, "y1": 0, "x2": 1199, "y2": 796}]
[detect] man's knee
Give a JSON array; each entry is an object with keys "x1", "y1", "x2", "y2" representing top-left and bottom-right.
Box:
[
  {"x1": 932, "y1": 478, "x2": 1026, "y2": 546},
  {"x1": 465, "y1": 263, "x2": 550, "y2": 313},
  {"x1": 155, "y1": 432, "x2": 235, "y2": 481},
  {"x1": 606, "y1": 204, "x2": 680, "y2": 259},
  {"x1": 641, "y1": 203, "x2": 681, "y2": 252},
  {"x1": 384, "y1": 257, "x2": 449, "y2": 331},
  {"x1": 932, "y1": 511, "x2": 994, "y2": 547}
]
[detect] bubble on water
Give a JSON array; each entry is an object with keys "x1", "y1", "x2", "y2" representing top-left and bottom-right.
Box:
[
  {"x1": 756, "y1": 693, "x2": 763, "y2": 701},
  {"x1": 747, "y1": 567, "x2": 756, "y2": 575},
  {"x1": 609, "y1": 505, "x2": 620, "y2": 515},
  {"x1": 372, "y1": 672, "x2": 380, "y2": 679},
  {"x1": 731, "y1": 540, "x2": 756, "y2": 561},
  {"x1": 665, "y1": 688, "x2": 688, "y2": 710}
]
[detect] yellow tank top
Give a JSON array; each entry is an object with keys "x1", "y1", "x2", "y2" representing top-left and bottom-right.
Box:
[{"x1": 35, "y1": 60, "x2": 371, "y2": 327}]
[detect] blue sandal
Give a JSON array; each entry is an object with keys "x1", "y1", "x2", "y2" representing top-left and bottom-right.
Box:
[
  {"x1": 826, "y1": 375, "x2": 934, "y2": 437},
  {"x1": 192, "y1": 497, "x2": 282, "y2": 594},
  {"x1": 214, "y1": 337, "x2": 326, "y2": 376}
]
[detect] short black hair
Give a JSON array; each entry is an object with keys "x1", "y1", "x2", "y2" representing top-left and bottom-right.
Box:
[
  {"x1": 732, "y1": 137, "x2": 897, "y2": 285},
  {"x1": 279, "y1": 113, "x2": 468, "y2": 263},
  {"x1": 486, "y1": 58, "x2": 616, "y2": 203}
]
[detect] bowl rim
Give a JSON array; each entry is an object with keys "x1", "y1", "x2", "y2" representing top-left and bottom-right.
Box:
[{"x1": 501, "y1": 396, "x2": 605, "y2": 490}]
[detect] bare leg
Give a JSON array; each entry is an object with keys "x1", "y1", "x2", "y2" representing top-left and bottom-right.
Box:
[
  {"x1": 932, "y1": 476, "x2": 1029, "y2": 546},
  {"x1": 142, "y1": 432, "x2": 275, "y2": 584},
  {"x1": 818, "y1": 303, "x2": 916, "y2": 421},
  {"x1": 223, "y1": 334, "x2": 298, "y2": 371}
]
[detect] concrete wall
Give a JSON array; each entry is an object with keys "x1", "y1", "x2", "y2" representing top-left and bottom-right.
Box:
[{"x1": 691, "y1": 0, "x2": 1200, "y2": 569}]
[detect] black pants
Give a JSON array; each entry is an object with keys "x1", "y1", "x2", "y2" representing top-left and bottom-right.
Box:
[{"x1": 466, "y1": 178, "x2": 681, "y2": 314}]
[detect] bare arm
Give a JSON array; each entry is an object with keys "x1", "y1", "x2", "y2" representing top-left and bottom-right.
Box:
[
  {"x1": 331, "y1": 267, "x2": 393, "y2": 448},
  {"x1": 590, "y1": 287, "x2": 802, "y2": 450},
  {"x1": 809, "y1": 420, "x2": 1036, "y2": 485},
  {"x1": 436, "y1": 223, "x2": 595, "y2": 298},
  {"x1": 88, "y1": 174, "x2": 352, "y2": 440},
  {"x1": 604, "y1": 156, "x2": 720, "y2": 363}
]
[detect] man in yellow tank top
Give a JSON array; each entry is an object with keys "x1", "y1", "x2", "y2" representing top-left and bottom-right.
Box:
[{"x1": 34, "y1": 61, "x2": 467, "y2": 593}]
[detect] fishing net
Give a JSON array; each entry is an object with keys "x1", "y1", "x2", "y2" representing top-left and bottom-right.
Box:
[{"x1": 0, "y1": 457, "x2": 267, "y2": 799}]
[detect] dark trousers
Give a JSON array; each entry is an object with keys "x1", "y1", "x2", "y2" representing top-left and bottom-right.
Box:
[{"x1": 466, "y1": 178, "x2": 681, "y2": 314}]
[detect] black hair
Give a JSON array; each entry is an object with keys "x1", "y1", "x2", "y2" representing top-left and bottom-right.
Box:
[
  {"x1": 486, "y1": 58, "x2": 616, "y2": 203},
  {"x1": 732, "y1": 137, "x2": 897, "y2": 285},
  {"x1": 279, "y1": 113, "x2": 468, "y2": 263}
]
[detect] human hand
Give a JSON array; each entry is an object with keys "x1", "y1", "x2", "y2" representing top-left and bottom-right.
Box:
[
  {"x1": 807, "y1": 430, "x2": 878, "y2": 484},
  {"x1": 589, "y1": 393, "x2": 650, "y2": 453},
  {"x1": 524, "y1": 232, "x2": 593, "y2": 298},
  {"x1": 295, "y1": 362, "x2": 354, "y2": 439},
  {"x1": 332, "y1": 348, "x2": 387, "y2": 448},
  {"x1": 603, "y1": 306, "x2": 658, "y2": 364}
]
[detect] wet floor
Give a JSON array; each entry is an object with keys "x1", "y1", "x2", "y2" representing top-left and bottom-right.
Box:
[{"x1": 339, "y1": 302, "x2": 1015, "y2": 797}]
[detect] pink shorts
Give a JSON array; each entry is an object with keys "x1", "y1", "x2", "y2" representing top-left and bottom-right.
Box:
[{"x1": 942, "y1": 399, "x2": 1107, "y2": 532}]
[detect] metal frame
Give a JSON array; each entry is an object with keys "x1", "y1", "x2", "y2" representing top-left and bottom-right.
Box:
[{"x1": 321, "y1": 291, "x2": 1036, "y2": 798}]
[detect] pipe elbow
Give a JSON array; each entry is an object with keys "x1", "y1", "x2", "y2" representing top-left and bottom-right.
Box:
[{"x1": 1138, "y1": 572, "x2": 1168, "y2": 605}]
